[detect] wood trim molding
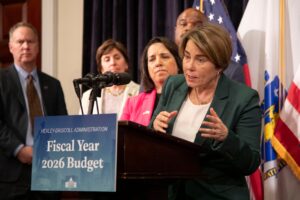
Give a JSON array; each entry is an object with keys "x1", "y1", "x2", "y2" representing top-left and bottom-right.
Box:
[
  {"x1": 0, "y1": 0, "x2": 26, "y2": 5},
  {"x1": 41, "y1": 0, "x2": 57, "y2": 76}
]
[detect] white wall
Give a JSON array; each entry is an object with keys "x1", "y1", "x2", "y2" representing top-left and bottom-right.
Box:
[{"x1": 42, "y1": 0, "x2": 83, "y2": 115}]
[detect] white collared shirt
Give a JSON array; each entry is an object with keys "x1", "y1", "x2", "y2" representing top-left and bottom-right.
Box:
[{"x1": 14, "y1": 65, "x2": 44, "y2": 146}]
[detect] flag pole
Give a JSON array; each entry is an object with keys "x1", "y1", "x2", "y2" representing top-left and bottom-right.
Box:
[
  {"x1": 279, "y1": 0, "x2": 286, "y2": 109},
  {"x1": 200, "y1": 0, "x2": 204, "y2": 13}
]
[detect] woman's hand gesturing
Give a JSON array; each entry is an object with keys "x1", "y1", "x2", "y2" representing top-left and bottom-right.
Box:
[
  {"x1": 153, "y1": 111, "x2": 178, "y2": 133},
  {"x1": 199, "y1": 108, "x2": 228, "y2": 141}
]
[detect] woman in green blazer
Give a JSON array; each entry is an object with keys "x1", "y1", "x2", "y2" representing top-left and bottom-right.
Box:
[{"x1": 150, "y1": 23, "x2": 262, "y2": 200}]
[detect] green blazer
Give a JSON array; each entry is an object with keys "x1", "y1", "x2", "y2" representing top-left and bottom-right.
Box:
[{"x1": 150, "y1": 74, "x2": 262, "y2": 200}]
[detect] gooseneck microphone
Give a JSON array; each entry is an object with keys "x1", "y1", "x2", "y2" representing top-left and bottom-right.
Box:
[
  {"x1": 73, "y1": 73, "x2": 95, "y2": 98},
  {"x1": 96, "y1": 71, "x2": 131, "y2": 86},
  {"x1": 73, "y1": 72, "x2": 132, "y2": 115},
  {"x1": 73, "y1": 72, "x2": 131, "y2": 87}
]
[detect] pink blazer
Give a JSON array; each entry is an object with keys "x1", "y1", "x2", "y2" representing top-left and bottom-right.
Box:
[{"x1": 120, "y1": 89, "x2": 157, "y2": 126}]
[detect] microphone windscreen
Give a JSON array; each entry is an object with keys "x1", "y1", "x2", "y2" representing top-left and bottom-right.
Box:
[
  {"x1": 85, "y1": 73, "x2": 95, "y2": 79},
  {"x1": 113, "y1": 73, "x2": 131, "y2": 85}
]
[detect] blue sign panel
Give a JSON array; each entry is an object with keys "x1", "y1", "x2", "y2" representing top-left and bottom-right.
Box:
[{"x1": 31, "y1": 114, "x2": 117, "y2": 192}]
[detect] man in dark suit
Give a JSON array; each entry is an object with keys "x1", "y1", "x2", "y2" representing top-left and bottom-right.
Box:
[
  {"x1": 174, "y1": 8, "x2": 245, "y2": 84},
  {"x1": 0, "y1": 22, "x2": 68, "y2": 199}
]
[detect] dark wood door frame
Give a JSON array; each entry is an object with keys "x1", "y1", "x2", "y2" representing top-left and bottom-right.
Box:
[{"x1": 0, "y1": 0, "x2": 41, "y2": 68}]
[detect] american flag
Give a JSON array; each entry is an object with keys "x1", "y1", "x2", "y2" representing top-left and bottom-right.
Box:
[
  {"x1": 273, "y1": 68, "x2": 300, "y2": 180},
  {"x1": 193, "y1": 0, "x2": 251, "y2": 86}
]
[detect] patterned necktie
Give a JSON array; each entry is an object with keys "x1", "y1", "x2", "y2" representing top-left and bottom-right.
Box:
[{"x1": 26, "y1": 74, "x2": 43, "y2": 132}]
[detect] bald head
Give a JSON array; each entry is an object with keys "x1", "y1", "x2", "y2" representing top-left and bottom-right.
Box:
[{"x1": 174, "y1": 8, "x2": 207, "y2": 46}]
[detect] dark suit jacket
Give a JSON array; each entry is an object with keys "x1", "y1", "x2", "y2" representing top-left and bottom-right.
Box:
[
  {"x1": 0, "y1": 65, "x2": 67, "y2": 182},
  {"x1": 150, "y1": 74, "x2": 261, "y2": 200}
]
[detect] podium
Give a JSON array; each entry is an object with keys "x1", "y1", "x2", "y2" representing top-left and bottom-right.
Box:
[
  {"x1": 113, "y1": 121, "x2": 204, "y2": 200},
  {"x1": 65, "y1": 121, "x2": 204, "y2": 200},
  {"x1": 118, "y1": 121, "x2": 203, "y2": 178}
]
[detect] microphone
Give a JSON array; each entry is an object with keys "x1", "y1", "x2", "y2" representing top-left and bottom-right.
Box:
[
  {"x1": 73, "y1": 73, "x2": 95, "y2": 84},
  {"x1": 94, "y1": 72, "x2": 131, "y2": 86},
  {"x1": 73, "y1": 72, "x2": 131, "y2": 92},
  {"x1": 73, "y1": 72, "x2": 131, "y2": 86},
  {"x1": 73, "y1": 72, "x2": 131, "y2": 115},
  {"x1": 73, "y1": 73, "x2": 95, "y2": 98},
  {"x1": 73, "y1": 79, "x2": 80, "y2": 98}
]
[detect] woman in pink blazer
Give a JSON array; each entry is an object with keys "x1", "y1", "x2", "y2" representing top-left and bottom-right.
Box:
[{"x1": 120, "y1": 37, "x2": 182, "y2": 126}]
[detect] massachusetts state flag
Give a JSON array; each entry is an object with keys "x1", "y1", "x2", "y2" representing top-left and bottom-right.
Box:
[
  {"x1": 238, "y1": 0, "x2": 300, "y2": 199},
  {"x1": 193, "y1": 0, "x2": 251, "y2": 86}
]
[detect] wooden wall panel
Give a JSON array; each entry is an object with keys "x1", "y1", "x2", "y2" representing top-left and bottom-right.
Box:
[
  {"x1": 0, "y1": 0, "x2": 41, "y2": 68},
  {"x1": 2, "y1": 3, "x2": 23, "y2": 39}
]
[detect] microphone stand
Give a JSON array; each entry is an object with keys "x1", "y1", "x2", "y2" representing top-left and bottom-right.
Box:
[
  {"x1": 87, "y1": 81, "x2": 107, "y2": 115},
  {"x1": 74, "y1": 72, "x2": 131, "y2": 115},
  {"x1": 73, "y1": 80, "x2": 85, "y2": 115}
]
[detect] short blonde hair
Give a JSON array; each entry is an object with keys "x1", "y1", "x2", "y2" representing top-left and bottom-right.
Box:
[
  {"x1": 9, "y1": 22, "x2": 38, "y2": 41},
  {"x1": 179, "y1": 22, "x2": 232, "y2": 71}
]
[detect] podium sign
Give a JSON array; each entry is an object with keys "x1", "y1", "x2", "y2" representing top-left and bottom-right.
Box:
[{"x1": 31, "y1": 114, "x2": 117, "y2": 192}]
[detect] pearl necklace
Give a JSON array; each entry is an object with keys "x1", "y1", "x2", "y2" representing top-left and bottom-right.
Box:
[{"x1": 106, "y1": 88, "x2": 125, "y2": 96}]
